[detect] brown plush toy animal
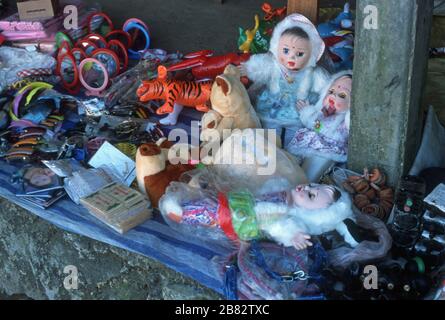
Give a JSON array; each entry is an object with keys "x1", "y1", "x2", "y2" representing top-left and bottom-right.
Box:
[
  {"x1": 136, "y1": 138, "x2": 195, "y2": 208},
  {"x1": 200, "y1": 64, "x2": 261, "y2": 143}
]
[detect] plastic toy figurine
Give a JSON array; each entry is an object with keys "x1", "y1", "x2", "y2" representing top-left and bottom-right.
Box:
[
  {"x1": 239, "y1": 15, "x2": 260, "y2": 54},
  {"x1": 137, "y1": 65, "x2": 212, "y2": 115},
  {"x1": 240, "y1": 13, "x2": 330, "y2": 138},
  {"x1": 200, "y1": 65, "x2": 261, "y2": 146},
  {"x1": 136, "y1": 138, "x2": 195, "y2": 208},
  {"x1": 160, "y1": 183, "x2": 360, "y2": 250},
  {"x1": 238, "y1": 3, "x2": 287, "y2": 55},
  {"x1": 286, "y1": 71, "x2": 352, "y2": 182},
  {"x1": 167, "y1": 50, "x2": 251, "y2": 81},
  {"x1": 318, "y1": 3, "x2": 354, "y2": 38},
  {"x1": 317, "y1": 3, "x2": 354, "y2": 71}
]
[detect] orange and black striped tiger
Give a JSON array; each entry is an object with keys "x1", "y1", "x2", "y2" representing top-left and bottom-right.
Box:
[{"x1": 137, "y1": 65, "x2": 213, "y2": 115}]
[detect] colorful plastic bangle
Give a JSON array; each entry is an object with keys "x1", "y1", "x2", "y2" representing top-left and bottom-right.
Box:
[
  {"x1": 123, "y1": 21, "x2": 151, "y2": 59},
  {"x1": 75, "y1": 39, "x2": 98, "y2": 56},
  {"x1": 87, "y1": 12, "x2": 114, "y2": 35},
  {"x1": 56, "y1": 53, "x2": 79, "y2": 89},
  {"x1": 105, "y1": 30, "x2": 132, "y2": 49},
  {"x1": 107, "y1": 40, "x2": 129, "y2": 73},
  {"x1": 85, "y1": 33, "x2": 108, "y2": 48},
  {"x1": 57, "y1": 41, "x2": 71, "y2": 60},
  {"x1": 123, "y1": 18, "x2": 149, "y2": 33},
  {"x1": 91, "y1": 48, "x2": 120, "y2": 78},
  {"x1": 55, "y1": 32, "x2": 73, "y2": 49},
  {"x1": 79, "y1": 58, "x2": 109, "y2": 96},
  {"x1": 71, "y1": 47, "x2": 87, "y2": 66}
]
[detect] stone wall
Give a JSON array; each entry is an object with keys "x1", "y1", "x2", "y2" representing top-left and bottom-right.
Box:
[{"x1": 0, "y1": 198, "x2": 221, "y2": 300}]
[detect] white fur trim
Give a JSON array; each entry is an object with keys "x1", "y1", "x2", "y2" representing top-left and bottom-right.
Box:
[
  {"x1": 345, "y1": 110, "x2": 351, "y2": 131},
  {"x1": 263, "y1": 218, "x2": 305, "y2": 247},
  {"x1": 257, "y1": 189, "x2": 354, "y2": 246},
  {"x1": 287, "y1": 147, "x2": 348, "y2": 163},
  {"x1": 269, "y1": 14, "x2": 326, "y2": 68},
  {"x1": 287, "y1": 189, "x2": 354, "y2": 235}
]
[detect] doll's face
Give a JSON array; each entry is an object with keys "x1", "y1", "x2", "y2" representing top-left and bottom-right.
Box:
[
  {"x1": 277, "y1": 34, "x2": 312, "y2": 71},
  {"x1": 28, "y1": 168, "x2": 54, "y2": 187},
  {"x1": 322, "y1": 76, "x2": 352, "y2": 116},
  {"x1": 291, "y1": 184, "x2": 337, "y2": 210}
]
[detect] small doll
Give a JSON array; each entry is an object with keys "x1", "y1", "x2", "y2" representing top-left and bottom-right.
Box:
[
  {"x1": 286, "y1": 71, "x2": 352, "y2": 183},
  {"x1": 240, "y1": 14, "x2": 331, "y2": 135},
  {"x1": 160, "y1": 183, "x2": 359, "y2": 250}
]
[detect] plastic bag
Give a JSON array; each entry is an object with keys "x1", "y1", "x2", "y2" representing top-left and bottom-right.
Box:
[
  {"x1": 159, "y1": 164, "x2": 298, "y2": 246},
  {"x1": 329, "y1": 166, "x2": 393, "y2": 270},
  {"x1": 215, "y1": 241, "x2": 327, "y2": 300},
  {"x1": 0, "y1": 46, "x2": 56, "y2": 93},
  {"x1": 64, "y1": 167, "x2": 121, "y2": 204},
  {"x1": 209, "y1": 129, "x2": 308, "y2": 194},
  {"x1": 104, "y1": 50, "x2": 182, "y2": 108},
  {"x1": 410, "y1": 106, "x2": 445, "y2": 176},
  {"x1": 159, "y1": 177, "x2": 233, "y2": 245},
  {"x1": 327, "y1": 212, "x2": 393, "y2": 270}
]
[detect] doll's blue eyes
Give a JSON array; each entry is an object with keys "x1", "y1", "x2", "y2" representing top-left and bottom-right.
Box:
[{"x1": 283, "y1": 48, "x2": 305, "y2": 57}]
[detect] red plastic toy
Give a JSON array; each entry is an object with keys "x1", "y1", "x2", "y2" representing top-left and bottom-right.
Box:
[
  {"x1": 137, "y1": 65, "x2": 212, "y2": 115},
  {"x1": 167, "y1": 50, "x2": 250, "y2": 80}
]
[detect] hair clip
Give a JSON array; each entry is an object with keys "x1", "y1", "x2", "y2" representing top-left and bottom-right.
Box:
[
  {"x1": 5, "y1": 147, "x2": 35, "y2": 157},
  {"x1": 4, "y1": 154, "x2": 31, "y2": 163},
  {"x1": 13, "y1": 137, "x2": 41, "y2": 148},
  {"x1": 114, "y1": 120, "x2": 140, "y2": 139}
]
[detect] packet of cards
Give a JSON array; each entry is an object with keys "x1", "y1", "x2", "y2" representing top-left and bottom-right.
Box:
[
  {"x1": 64, "y1": 167, "x2": 121, "y2": 204},
  {"x1": 80, "y1": 182, "x2": 152, "y2": 234}
]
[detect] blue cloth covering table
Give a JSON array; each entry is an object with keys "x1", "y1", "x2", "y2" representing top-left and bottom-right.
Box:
[{"x1": 0, "y1": 108, "x2": 232, "y2": 295}]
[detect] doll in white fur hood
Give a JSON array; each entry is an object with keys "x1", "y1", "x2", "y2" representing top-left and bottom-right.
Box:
[
  {"x1": 160, "y1": 183, "x2": 359, "y2": 250},
  {"x1": 286, "y1": 71, "x2": 352, "y2": 182},
  {"x1": 241, "y1": 14, "x2": 330, "y2": 130}
]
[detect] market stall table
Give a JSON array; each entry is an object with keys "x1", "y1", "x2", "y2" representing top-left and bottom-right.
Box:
[{"x1": 0, "y1": 108, "x2": 232, "y2": 296}]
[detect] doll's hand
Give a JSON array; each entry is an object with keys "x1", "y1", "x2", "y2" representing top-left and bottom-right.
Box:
[
  {"x1": 237, "y1": 64, "x2": 247, "y2": 78},
  {"x1": 296, "y1": 100, "x2": 309, "y2": 111},
  {"x1": 292, "y1": 232, "x2": 313, "y2": 250}
]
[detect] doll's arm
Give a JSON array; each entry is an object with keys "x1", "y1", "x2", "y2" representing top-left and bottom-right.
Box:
[
  {"x1": 311, "y1": 67, "x2": 331, "y2": 95},
  {"x1": 298, "y1": 103, "x2": 321, "y2": 128},
  {"x1": 336, "y1": 221, "x2": 360, "y2": 248},
  {"x1": 243, "y1": 53, "x2": 274, "y2": 86},
  {"x1": 261, "y1": 217, "x2": 312, "y2": 250}
]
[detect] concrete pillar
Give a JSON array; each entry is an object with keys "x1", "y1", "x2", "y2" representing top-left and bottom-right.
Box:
[{"x1": 348, "y1": 0, "x2": 434, "y2": 185}]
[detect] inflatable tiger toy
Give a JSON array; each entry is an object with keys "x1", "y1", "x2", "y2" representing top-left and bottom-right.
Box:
[{"x1": 137, "y1": 65, "x2": 212, "y2": 115}]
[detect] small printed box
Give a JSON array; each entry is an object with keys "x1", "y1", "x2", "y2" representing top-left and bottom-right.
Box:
[{"x1": 17, "y1": 0, "x2": 59, "y2": 21}]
